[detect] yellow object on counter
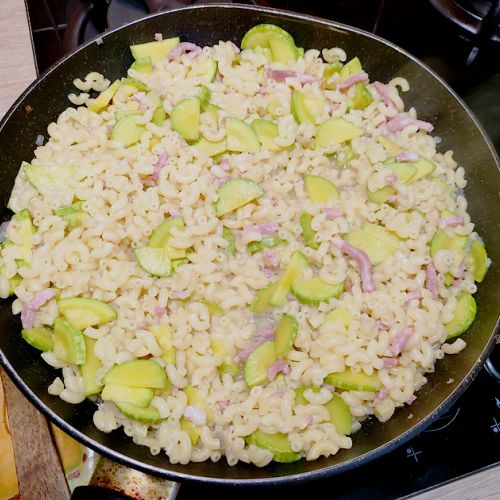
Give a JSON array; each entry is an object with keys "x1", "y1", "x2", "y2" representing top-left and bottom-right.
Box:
[
  {"x1": 0, "y1": 380, "x2": 19, "y2": 500},
  {"x1": 0, "y1": 375, "x2": 99, "y2": 497}
]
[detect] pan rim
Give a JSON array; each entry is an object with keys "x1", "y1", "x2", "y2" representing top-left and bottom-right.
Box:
[{"x1": 0, "y1": 2, "x2": 499, "y2": 486}]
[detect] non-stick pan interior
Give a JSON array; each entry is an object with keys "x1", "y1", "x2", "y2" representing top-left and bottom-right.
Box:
[{"x1": 0, "y1": 4, "x2": 499, "y2": 484}]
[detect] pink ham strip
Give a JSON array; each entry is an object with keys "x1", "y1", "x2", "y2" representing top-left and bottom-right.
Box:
[
  {"x1": 376, "y1": 320, "x2": 390, "y2": 330},
  {"x1": 406, "y1": 395, "x2": 417, "y2": 405},
  {"x1": 337, "y1": 71, "x2": 368, "y2": 91},
  {"x1": 382, "y1": 357, "x2": 399, "y2": 368},
  {"x1": 396, "y1": 151, "x2": 420, "y2": 162},
  {"x1": 220, "y1": 158, "x2": 230, "y2": 171},
  {"x1": 271, "y1": 389, "x2": 287, "y2": 398},
  {"x1": 169, "y1": 42, "x2": 202, "y2": 60},
  {"x1": 242, "y1": 222, "x2": 278, "y2": 235},
  {"x1": 264, "y1": 251, "x2": 279, "y2": 268},
  {"x1": 234, "y1": 341, "x2": 262, "y2": 363},
  {"x1": 172, "y1": 290, "x2": 190, "y2": 299},
  {"x1": 405, "y1": 290, "x2": 421, "y2": 302},
  {"x1": 321, "y1": 383, "x2": 336, "y2": 392},
  {"x1": 154, "y1": 33, "x2": 163, "y2": 42},
  {"x1": 235, "y1": 329, "x2": 275, "y2": 363},
  {"x1": 323, "y1": 208, "x2": 342, "y2": 220},
  {"x1": 373, "y1": 81, "x2": 396, "y2": 109},
  {"x1": 213, "y1": 175, "x2": 230, "y2": 187},
  {"x1": 265, "y1": 67, "x2": 321, "y2": 84},
  {"x1": 155, "y1": 306, "x2": 166, "y2": 317},
  {"x1": 168, "y1": 208, "x2": 181, "y2": 217},
  {"x1": 267, "y1": 360, "x2": 290, "y2": 381},
  {"x1": 131, "y1": 92, "x2": 145, "y2": 102},
  {"x1": 333, "y1": 237, "x2": 376, "y2": 292},
  {"x1": 387, "y1": 116, "x2": 434, "y2": 133},
  {"x1": 217, "y1": 400, "x2": 229, "y2": 412},
  {"x1": 452, "y1": 262, "x2": 466, "y2": 287},
  {"x1": 438, "y1": 215, "x2": 464, "y2": 229},
  {"x1": 426, "y1": 261, "x2": 438, "y2": 299},
  {"x1": 458, "y1": 260, "x2": 466, "y2": 277},
  {"x1": 385, "y1": 173, "x2": 397, "y2": 185},
  {"x1": 390, "y1": 326, "x2": 414, "y2": 356},
  {"x1": 256, "y1": 327, "x2": 275, "y2": 341},
  {"x1": 152, "y1": 152, "x2": 168, "y2": 181},
  {"x1": 373, "y1": 388, "x2": 389, "y2": 405},
  {"x1": 261, "y1": 268, "x2": 278, "y2": 278},
  {"x1": 21, "y1": 289, "x2": 56, "y2": 329},
  {"x1": 183, "y1": 405, "x2": 206, "y2": 426}
]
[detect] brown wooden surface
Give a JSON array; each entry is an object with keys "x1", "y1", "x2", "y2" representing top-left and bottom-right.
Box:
[
  {"x1": 0, "y1": 368, "x2": 70, "y2": 500},
  {"x1": 0, "y1": 0, "x2": 37, "y2": 117}
]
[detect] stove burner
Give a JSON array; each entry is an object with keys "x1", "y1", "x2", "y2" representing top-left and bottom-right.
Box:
[
  {"x1": 64, "y1": 0, "x2": 236, "y2": 53},
  {"x1": 485, "y1": 346, "x2": 500, "y2": 382},
  {"x1": 430, "y1": 0, "x2": 500, "y2": 42}
]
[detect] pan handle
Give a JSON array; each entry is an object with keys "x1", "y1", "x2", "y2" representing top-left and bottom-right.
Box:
[{"x1": 71, "y1": 456, "x2": 180, "y2": 499}]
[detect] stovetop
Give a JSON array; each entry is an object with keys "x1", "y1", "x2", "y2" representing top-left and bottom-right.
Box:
[{"x1": 27, "y1": 1, "x2": 499, "y2": 498}]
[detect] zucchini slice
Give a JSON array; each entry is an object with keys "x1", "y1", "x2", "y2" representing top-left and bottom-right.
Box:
[
  {"x1": 130, "y1": 37, "x2": 180, "y2": 63},
  {"x1": 115, "y1": 402, "x2": 164, "y2": 424},
  {"x1": 246, "y1": 429, "x2": 301, "y2": 463},
  {"x1": 304, "y1": 175, "x2": 339, "y2": 203},
  {"x1": 171, "y1": 97, "x2": 200, "y2": 142},
  {"x1": 274, "y1": 314, "x2": 298, "y2": 358},
  {"x1": 291, "y1": 277, "x2": 344, "y2": 305},
  {"x1": 215, "y1": 178, "x2": 264, "y2": 217},
  {"x1": 101, "y1": 384, "x2": 154, "y2": 408},
  {"x1": 226, "y1": 118, "x2": 261, "y2": 153},
  {"x1": 325, "y1": 369, "x2": 381, "y2": 392},
  {"x1": 57, "y1": 297, "x2": 117, "y2": 330},
  {"x1": 315, "y1": 118, "x2": 364, "y2": 149},
  {"x1": 270, "y1": 251, "x2": 308, "y2": 307},
  {"x1": 243, "y1": 341, "x2": 276, "y2": 388},
  {"x1": 445, "y1": 292, "x2": 477, "y2": 339},
  {"x1": 53, "y1": 317, "x2": 86, "y2": 365},
  {"x1": 103, "y1": 359, "x2": 167, "y2": 389},
  {"x1": 21, "y1": 326, "x2": 54, "y2": 352}
]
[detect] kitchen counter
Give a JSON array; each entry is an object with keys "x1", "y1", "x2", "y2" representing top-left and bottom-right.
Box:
[
  {"x1": 0, "y1": 0, "x2": 37, "y2": 116},
  {"x1": 0, "y1": 1, "x2": 498, "y2": 499}
]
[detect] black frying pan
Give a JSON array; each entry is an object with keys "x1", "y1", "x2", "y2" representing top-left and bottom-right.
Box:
[{"x1": 1, "y1": 3, "x2": 499, "y2": 486}]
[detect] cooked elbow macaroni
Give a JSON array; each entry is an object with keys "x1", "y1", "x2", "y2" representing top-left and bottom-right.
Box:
[{"x1": 1, "y1": 30, "x2": 487, "y2": 468}]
